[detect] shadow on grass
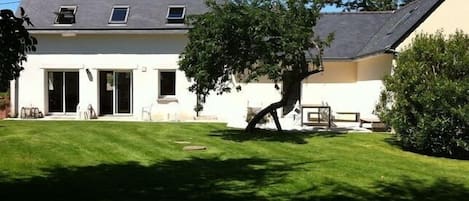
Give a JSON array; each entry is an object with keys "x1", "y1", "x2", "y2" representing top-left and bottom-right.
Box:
[
  {"x1": 384, "y1": 135, "x2": 469, "y2": 160},
  {"x1": 384, "y1": 135, "x2": 401, "y2": 147},
  {"x1": 209, "y1": 129, "x2": 346, "y2": 144},
  {"x1": 0, "y1": 157, "x2": 309, "y2": 201},
  {"x1": 1, "y1": 157, "x2": 468, "y2": 201},
  {"x1": 291, "y1": 177, "x2": 469, "y2": 201}
]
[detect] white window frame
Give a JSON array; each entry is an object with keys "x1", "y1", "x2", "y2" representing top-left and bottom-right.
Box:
[
  {"x1": 46, "y1": 70, "x2": 80, "y2": 115},
  {"x1": 166, "y1": 6, "x2": 186, "y2": 20},
  {"x1": 54, "y1": 6, "x2": 77, "y2": 25},
  {"x1": 113, "y1": 70, "x2": 133, "y2": 115},
  {"x1": 109, "y1": 5, "x2": 130, "y2": 24},
  {"x1": 158, "y1": 70, "x2": 177, "y2": 98}
]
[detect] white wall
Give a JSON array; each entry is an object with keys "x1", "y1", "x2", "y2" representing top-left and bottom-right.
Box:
[
  {"x1": 302, "y1": 55, "x2": 392, "y2": 116},
  {"x1": 355, "y1": 54, "x2": 393, "y2": 115},
  {"x1": 16, "y1": 33, "x2": 393, "y2": 122},
  {"x1": 17, "y1": 34, "x2": 198, "y2": 120}
]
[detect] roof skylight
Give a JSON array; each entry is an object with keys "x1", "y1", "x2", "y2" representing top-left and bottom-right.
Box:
[
  {"x1": 109, "y1": 6, "x2": 129, "y2": 24},
  {"x1": 166, "y1": 6, "x2": 185, "y2": 24},
  {"x1": 55, "y1": 6, "x2": 76, "y2": 24}
]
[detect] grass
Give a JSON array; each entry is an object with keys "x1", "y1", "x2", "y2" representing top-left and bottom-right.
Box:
[{"x1": 0, "y1": 120, "x2": 468, "y2": 201}]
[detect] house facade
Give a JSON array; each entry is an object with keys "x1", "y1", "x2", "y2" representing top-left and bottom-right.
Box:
[{"x1": 9, "y1": 0, "x2": 466, "y2": 123}]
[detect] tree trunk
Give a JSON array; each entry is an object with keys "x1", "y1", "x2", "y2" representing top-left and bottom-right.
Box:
[
  {"x1": 245, "y1": 99, "x2": 286, "y2": 133},
  {"x1": 244, "y1": 68, "x2": 323, "y2": 133},
  {"x1": 245, "y1": 77, "x2": 300, "y2": 133}
]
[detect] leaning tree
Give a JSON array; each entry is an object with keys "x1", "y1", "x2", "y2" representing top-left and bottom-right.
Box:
[
  {"x1": 179, "y1": 0, "x2": 333, "y2": 132},
  {"x1": 0, "y1": 8, "x2": 37, "y2": 92}
]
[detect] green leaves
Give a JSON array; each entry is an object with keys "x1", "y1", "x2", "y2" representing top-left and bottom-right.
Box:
[
  {"x1": 0, "y1": 7, "x2": 37, "y2": 91},
  {"x1": 377, "y1": 31, "x2": 469, "y2": 158},
  {"x1": 179, "y1": 0, "x2": 328, "y2": 100}
]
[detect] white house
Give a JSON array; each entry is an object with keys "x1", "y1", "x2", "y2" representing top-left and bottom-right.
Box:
[{"x1": 9, "y1": 0, "x2": 468, "y2": 125}]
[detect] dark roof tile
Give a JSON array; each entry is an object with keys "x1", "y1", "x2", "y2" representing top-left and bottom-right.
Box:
[
  {"x1": 18, "y1": 0, "x2": 444, "y2": 59},
  {"x1": 19, "y1": 0, "x2": 208, "y2": 30},
  {"x1": 316, "y1": 12, "x2": 392, "y2": 59}
]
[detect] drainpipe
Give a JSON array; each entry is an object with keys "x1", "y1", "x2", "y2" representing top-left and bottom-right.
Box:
[{"x1": 384, "y1": 47, "x2": 399, "y2": 75}]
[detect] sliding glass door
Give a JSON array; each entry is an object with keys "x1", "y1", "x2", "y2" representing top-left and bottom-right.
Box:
[
  {"x1": 48, "y1": 71, "x2": 79, "y2": 113},
  {"x1": 99, "y1": 71, "x2": 132, "y2": 115}
]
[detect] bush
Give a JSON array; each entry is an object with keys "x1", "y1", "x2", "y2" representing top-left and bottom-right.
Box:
[
  {"x1": 377, "y1": 31, "x2": 469, "y2": 158},
  {"x1": 0, "y1": 96, "x2": 9, "y2": 110}
]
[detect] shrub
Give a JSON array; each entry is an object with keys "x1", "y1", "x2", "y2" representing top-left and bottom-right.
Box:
[
  {"x1": 377, "y1": 31, "x2": 469, "y2": 158},
  {"x1": 0, "y1": 96, "x2": 9, "y2": 110}
]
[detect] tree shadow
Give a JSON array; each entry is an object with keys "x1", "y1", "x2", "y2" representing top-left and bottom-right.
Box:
[
  {"x1": 384, "y1": 135, "x2": 469, "y2": 160},
  {"x1": 290, "y1": 177, "x2": 469, "y2": 201},
  {"x1": 384, "y1": 135, "x2": 401, "y2": 147},
  {"x1": 209, "y1": 129, "x2": 346, "y2": 144},
  {"x1": 0, "y1": 157, "x2": 311, "y2": 201},
  {"x1": 1, "y1": 158, "x2": 467, "y2": 201}
]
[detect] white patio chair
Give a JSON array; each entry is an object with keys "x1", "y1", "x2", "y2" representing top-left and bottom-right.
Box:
[
  {"x1": 76, "y1": 103, "x2": 89, "y2": 120},
  {"x1": 141, "y1": 103, "x2": 155, "y2": 121}
]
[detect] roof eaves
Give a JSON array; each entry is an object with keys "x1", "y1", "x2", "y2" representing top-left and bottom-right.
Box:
[
  {"x1": 354, "y1": 50, "x2": 393, "y2": 60},
  {"x1": 323, "y1": 51, "x2": 394, "y2": 62},
  {"x1": 29, "y1": 28, "x2": 189, "y2": 35},
  {"x1": 322, "y1": 56, "x2": 355, "y2": 61}
]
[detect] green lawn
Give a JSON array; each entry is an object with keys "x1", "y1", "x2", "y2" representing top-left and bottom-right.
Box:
[{"x1": 0, "y1": 120, "x2": 468, "y2": 201}]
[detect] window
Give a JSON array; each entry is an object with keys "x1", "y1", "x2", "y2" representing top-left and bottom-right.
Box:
[
  {"x1": 109, "y1": 6, "x2": 129, "y2": 24},
  {"x1": 55, "y1": 6, "x2": 76, "y2": 24},
  {"x1": 160, "y1": 71, "x2": 176, "y2": 96},
  {"x1": 166, "y1": 6, "x2": 185, "y2": 24}
]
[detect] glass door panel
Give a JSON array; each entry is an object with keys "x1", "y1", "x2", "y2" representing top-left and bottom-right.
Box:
[
  {"x1": 65, "y1": 72, "x2": 79, "y2": 112},
  {"x1": 48, "y1": 72, "x2": 64, "y2": 112},
  {"x1": 99, "y1": 71, "x2": 114, "y2": 115},
  {"x1": 116, "y1": 72, "x2": 132, "y2": 114}
]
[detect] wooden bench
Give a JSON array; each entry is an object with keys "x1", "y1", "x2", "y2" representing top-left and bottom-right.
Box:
[
  {"x1": 301, "y1": 104, "x2": 331, "y2": 128},
  {"x1": 360, "y1": 116, "x2": 388, "y2": 131},
  {"x1": 335, "y1": 112, "x2": 360, "y2": 122}
]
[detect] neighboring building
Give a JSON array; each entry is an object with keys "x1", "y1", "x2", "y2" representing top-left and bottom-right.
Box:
[{"x1": 9, "y1": 0, "x2": 466, "y2": 123}]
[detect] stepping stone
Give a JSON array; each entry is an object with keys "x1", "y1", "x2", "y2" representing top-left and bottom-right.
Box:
[
  {"x1": 183, "y1": 146, "x2": 207, "y2": 151},
  {"x1": 174, "y1": 141, "x2": 191, "y2": 144}
]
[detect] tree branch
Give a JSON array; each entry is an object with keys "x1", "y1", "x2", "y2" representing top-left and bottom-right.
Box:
[{"x1": 301, "y1": 69, "x2": 323, "y2": 80}]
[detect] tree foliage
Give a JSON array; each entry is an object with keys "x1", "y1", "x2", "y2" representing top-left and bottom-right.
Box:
[
  {"x1": 0, "y1": 8, "x2": 37, "y2": 92},
  {"x1": 377, "y1": 31, "x2": 469, "y2": 158},
  {"x1": 179, "y1": 0, "x2": 332, "y2": 132},
  {"x1": 329, "y1": 0, "x2": 416, "y2": 12}
]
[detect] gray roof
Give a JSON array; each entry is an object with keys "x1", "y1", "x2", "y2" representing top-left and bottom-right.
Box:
[
  {"x1": 19, "y1": 0, "x2": 444, "y2": 59},
  {"x1": 316, "y1": 12, "x2": 392, "y2": 59},
  {"x1": 317, "y1": 0, "x2": 444, "y2": 59},
  {"x1": 19, "y1": 0, "x2": 208, "y2": 31},
  {"x1": 357, "y1": 0, "x2": 444, "y2": 58}
]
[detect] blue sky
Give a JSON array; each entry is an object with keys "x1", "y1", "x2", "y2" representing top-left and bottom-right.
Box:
[
  {"x1": 322, "y1": 5, "x2": 341, "y2": 12},
  {"x1": 0, "y1": 0, "x2": 19, "y2": 11},
  {"x1": 0, "y1": 1, "x2": 341, "y2": 13}
]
